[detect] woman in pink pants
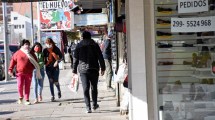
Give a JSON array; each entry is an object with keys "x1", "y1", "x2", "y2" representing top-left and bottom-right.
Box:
[{"x1": 8, "y1": 39, "x2": 41, "y2": 105}]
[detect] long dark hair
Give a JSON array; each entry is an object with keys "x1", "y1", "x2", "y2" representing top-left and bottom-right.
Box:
[
  {"x1": 31, "y1": 42, "x2": 43, "y2": 52},
  {"x1": 46, "y1": 38, "x2": 56, "y2": 47}
]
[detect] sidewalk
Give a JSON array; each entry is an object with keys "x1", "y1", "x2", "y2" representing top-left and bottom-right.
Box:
[{"x1": 0, "y1": 64, "x2": 127, "y2": 120}]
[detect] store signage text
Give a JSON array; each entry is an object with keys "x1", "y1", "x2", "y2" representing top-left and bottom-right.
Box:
[
  {"x1": 171, "y1": 16, "x2": 215, "y2": 32},
  {"x1": 40, "y1": 1, "x2": 71, "y2": 10},
  {"x1": 178, "y1": 0, "x2": 208, "y2": 13}
]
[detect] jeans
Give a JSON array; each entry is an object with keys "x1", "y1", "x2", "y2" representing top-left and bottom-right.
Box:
[
  {"x1": 80, "y1": 70, "x2": 99, "y2": 110},
  {"x1": 16, "y1": 73, "x2": 32, "y2": 100},
  {"x1": 104, "y1": 59, "x2": 113, "y2": 88},
  {"x1": 46, "y1": 66, "x2": 61, "y2": 97},
  {"x1": 32, "y1": 68, "x2": 45, "y2": 99}
]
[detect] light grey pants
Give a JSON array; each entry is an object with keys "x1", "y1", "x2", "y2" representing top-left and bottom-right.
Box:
[{"x1": 104, "y1": 59, "x2": 113, "y2": 88}]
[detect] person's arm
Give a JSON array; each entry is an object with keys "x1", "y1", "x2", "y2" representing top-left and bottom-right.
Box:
[
  {"x1": 72, "y1": 45, "x2": 79, "y2": 74},
  {"x1": 96, "y1": 44, "x2": 106, "y2": 74},
  {"x1": 8, "y1": 53, "x2": 17, "y2": 75},
  {"x1": 55, "y1": 46, "x2": 63, "y2": 62}
]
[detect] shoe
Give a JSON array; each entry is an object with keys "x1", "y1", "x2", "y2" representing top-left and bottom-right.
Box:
[
  {"x1": 157, "y1": 31, "x2": 172, "y2": 36},
  {"x1": 39, "y1": 95, "x2": 42, "y2": 102},
  {"x1": 58, "y1": 92, "x2": 61, "y2": 99},
  {"x1": 157, "y1": 42, "x2": 173, "y2": 48},
  {"x1": 33, "y1": 99, "x2": 38, "y2": 104},
  {"x1": 157, "y1": 7, "x2": 172, "y2": 12},
  {"x1": 51, "y1": 96, "x2": 55, "y2": 102},
  {"x1": 25, "y1": 100, "x2": 31, "y2": 105},
  {"x1": 182, "y1": 43, "x2": 194, "y2": 47},
  {"x1": 157, "y1": 19, "x2": 171, "y2": 24},
  {"x1": 17, "y1": 98, "x2": 23, "y2": 104},
  {"x1": 85, "y1": 110, "x2": 92, "y2": 113},
  {"x1": 93, "y1": 104, "x2": 99, "y2": 110},
  {"x1": 107, "y1": 87, "x2": 115, "y2": 91}
]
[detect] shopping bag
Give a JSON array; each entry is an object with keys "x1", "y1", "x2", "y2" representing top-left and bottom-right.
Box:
[
  {"x1": 115, "y1": 63, "x2": 128, "y2": 83},
  {"x1": 68, "y1": 74, "x2": 79, "y2": 92}
]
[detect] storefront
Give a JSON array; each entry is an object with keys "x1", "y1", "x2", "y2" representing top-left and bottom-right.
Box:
[{"x1": 126, "y1": 0, "x2": 215, "y2": 120}]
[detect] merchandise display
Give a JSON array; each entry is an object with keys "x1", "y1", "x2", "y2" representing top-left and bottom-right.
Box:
[{"x1": 155, "y1": 0, "x2": 215, "y2": 120}]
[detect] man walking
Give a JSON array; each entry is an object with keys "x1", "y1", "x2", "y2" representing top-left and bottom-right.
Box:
[
  {"x1": 72, "y1": 31, "x2": 106, "y2": 113},
  {"x1": 102, "y1": 34, "x2": 114, "y2": 91}
]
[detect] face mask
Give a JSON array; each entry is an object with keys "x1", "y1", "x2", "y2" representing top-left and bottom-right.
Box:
[
  {"x1": 34, "y1": 46, "x2": 41, "y2": 52},
  {"x1": 46, "y1": 44, "x2": 52, "y2": 48},
  {"x1": 23, "y1": 44, "x2": 30, "y2": 50}
]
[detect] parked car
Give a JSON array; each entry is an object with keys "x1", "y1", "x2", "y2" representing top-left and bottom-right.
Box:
[
  {"x1": 0, "y1": 44, "x2": 19, "y2": 55},
  {"x1": 0, "y1": 52, "x2": 5, "y2": 80}
]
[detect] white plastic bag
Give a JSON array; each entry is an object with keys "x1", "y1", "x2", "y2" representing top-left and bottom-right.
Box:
[
  {"x1": 115, "y1": 63, "x2": 128, "y2": 83},
  {"x1": 68, "y1": 74, "x2": 79, "y2": 92}
]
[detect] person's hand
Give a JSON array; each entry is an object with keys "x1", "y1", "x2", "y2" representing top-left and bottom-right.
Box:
[
  {"x1": 100, "y1": 70, "x2": 105, "y2": 76},
  {"x1": 54, "y1": 61, "x2": 58, "y2": 67},
  {"x1": 8, "y1": 72, "x2": 13, "y2": 77}
]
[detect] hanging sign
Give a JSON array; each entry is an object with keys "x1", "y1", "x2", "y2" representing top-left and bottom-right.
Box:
[
  {"x1": 39, "y1": 0, "x2": 74, "y2": 31},
  {"x1": 178, "y1": 0, "x2": 208, "y2": 13},
  {"x1": 171, "y1": 16, "x2": 215, "y2": 32},
  {"x1": 1, "y1": 0, "x2": 56, "y2": 2}
]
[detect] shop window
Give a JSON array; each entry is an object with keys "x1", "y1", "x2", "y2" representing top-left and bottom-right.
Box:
[{"x1": 155, "y1": 0, "x2": 215, "y2": 120}]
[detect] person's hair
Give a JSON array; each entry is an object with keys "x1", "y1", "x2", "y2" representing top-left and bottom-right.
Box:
[
  {"x1": 19, "y1": 39, "x2": 30, "y2": 48},
  {"x1": 31, "y1": 42, "x2": 43, "y2": 52},
  {"x1": 82, "y1": 31, "x2": 91, "y2": 39},
  {"x1": 46, "y1": 38, "x2": 56, "y2": 47}
]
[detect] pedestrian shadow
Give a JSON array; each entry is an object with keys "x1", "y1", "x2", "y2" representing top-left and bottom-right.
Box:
[
  {"x1": 0, "y1": 99, "x2": 17, "y2": 104},
  {"x1": 0, "y1": 81, "x2": 16, "y2": 85},
  {"x1": 0, "y1": 111, "x2": 15, "y2": 115},
  {"x1": 0, "y1": 91, "x2": 17, "y2": 95},
  {"x1": 95, "y1": 109, "x2": 120, "y2": 113}
]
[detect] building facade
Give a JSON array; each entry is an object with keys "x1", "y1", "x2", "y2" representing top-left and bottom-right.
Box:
[{"x1": 125, "y1": 0, "x2": 215, "y2": 120}]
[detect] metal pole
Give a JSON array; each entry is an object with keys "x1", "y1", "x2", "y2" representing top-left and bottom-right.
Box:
[
  {"x1": 30, "y1": 2, "x2": 34, "y2": 43},
  {"x1": 37, "y1": 2, "x2": 41, "y2": 43},
  {"x1": 2, "y1": 2, "x2": 9, "y2": 82}
]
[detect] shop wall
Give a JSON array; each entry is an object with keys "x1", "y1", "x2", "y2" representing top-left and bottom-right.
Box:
[
  {"x1": 126, "y1": 0, "x2": 149, "y2": 120},
  {"x1": 143, "y1": 0, "x2": 158, "y2": 120}
]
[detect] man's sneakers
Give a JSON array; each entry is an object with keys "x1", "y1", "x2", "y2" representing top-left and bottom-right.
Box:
[
  {"x1": 85, "y1": 110, "x2": 92, "y2": 113},
  {"x1": 58, "y1": 92, "x2": 62, "y2": 99},
  {"x1": 93, "y1": 104, "x2": 99, "y2": 110},
  {"x1": 85, "y1": 104, "x2": 99, "y2": 113},
  {"x1": 107, "y1": 87, "x2": 115, "y2": 92},
  {"x1": 51, "y1": 96, "x2": 55, "y2": 102}
]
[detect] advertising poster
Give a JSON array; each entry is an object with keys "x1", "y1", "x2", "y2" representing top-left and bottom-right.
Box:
[
  {"x1": 39, "y1": 0, "x2": 74, "y2": 31},
  {"x1": 41, "y1": 32, "x2": 61, "y2": 49}
]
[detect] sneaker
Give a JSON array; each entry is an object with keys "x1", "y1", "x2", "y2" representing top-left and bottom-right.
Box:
[
  {"x1": 39, "y1": 95, "x2": 42, "y2": 102},
  {"x1": 33, "y1": 99, "x2": 38, "y2": 104},
  {"x1": 93, "y1": 104, "x2": 99, "y2": 110},
  {"x1": 58, "y1": 92, "x2": 61, "y2": 99},
  {"x1": 85, "y1": 110, "x2": 92, "y2": 113},
  {"x1": 17, "y1": 98, "x2": 23, "y2": 104},
  {"x1": 25, "y1": 100, "x2": 31, "y2": 105},
  {"x1": 107, "y1": 87, "x2": 115, "y2": 91},
  {"x1": 51, "y1": 96, "x2": 55, "y2": 102}
]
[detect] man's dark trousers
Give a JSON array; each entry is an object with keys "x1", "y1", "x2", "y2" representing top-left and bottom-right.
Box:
[{"x1": 80, "y1": 70, "x2": 99, "y2": 110}]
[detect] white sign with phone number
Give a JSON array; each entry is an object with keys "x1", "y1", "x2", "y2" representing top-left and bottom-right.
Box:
[{"x1": 171, "y1": 16, "x2": 215, "y2": 32}]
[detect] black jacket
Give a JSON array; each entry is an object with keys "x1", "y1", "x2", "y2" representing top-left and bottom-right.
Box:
[
  {"x1": 102, "y1": 39, "x2": 111, "y2": 60},
  {"x1": 73, "y1": 39, "x2": 105, "y2": 74},
  {"x1": 43, "y1": 46, "x2": 63, "y2": 68}
]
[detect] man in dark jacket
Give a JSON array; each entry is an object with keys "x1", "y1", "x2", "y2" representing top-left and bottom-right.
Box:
[
  {"x1": 73, "y1": 31, "x2": 105, "y2": 113},
  {"x1": 102, "y1": 34, "x2": 114, "y2": 90}
]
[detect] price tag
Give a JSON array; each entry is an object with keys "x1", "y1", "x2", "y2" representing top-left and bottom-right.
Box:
[
  {"x1": 171, "y1": 16, "x2": 215, "y2": 32},
  {"x1": 178, "y1": 0, "x2": 208, "y2": 13}
]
